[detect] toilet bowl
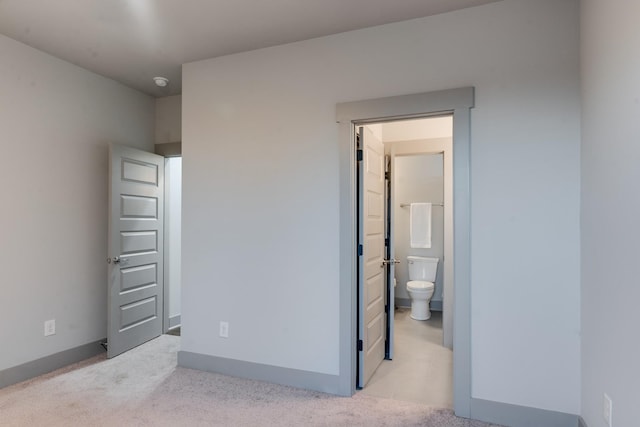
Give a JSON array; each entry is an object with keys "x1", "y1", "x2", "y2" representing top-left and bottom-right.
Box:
[
  {"x1": 406, "y1": 256, "x2": 439, "y2": 320},
  {"x1": 406, "y1": 281, "x2": 435, "y2": 320}
]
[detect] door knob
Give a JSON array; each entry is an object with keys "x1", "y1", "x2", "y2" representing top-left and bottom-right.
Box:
[
  {"x1": 108, "y1": 256, "x2": 128, "y2": 265},
  {"x1": 381, "y1": 259, "x2": 400, "y2": 267}
]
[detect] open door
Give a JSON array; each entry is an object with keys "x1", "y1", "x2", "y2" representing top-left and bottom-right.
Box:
[
  {"x1": 357, "y1": 126, "x2": 386, "y2": 388},
  {"x1": 107, "y1": 144, "x2": 164, "y2": 358}
]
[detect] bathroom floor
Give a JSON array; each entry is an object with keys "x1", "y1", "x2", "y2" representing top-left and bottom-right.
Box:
[{"x1": 358, "y1": 307, "x2": 453, "y2": 408}]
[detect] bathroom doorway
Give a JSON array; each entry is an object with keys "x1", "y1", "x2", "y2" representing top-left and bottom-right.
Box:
[{"x1": 356, "y1": 115, "x2": 454, "y2": 407}]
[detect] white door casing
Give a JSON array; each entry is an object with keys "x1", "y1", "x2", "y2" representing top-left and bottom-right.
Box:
[
  {"x1": 358, "y1": 126, "x2": 386, "y2": 387},
  {"x1": 108, "y1": 144, "x2": 164, "y2": 358}
]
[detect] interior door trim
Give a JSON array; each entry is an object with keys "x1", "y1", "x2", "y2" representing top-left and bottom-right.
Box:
[{"x1": 336, "y1": 87, "x2": 474, "y2": 417}]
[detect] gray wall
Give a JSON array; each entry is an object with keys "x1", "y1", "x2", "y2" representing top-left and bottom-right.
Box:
[
  {"x1": 0, "y1": 34, "x2": 154, "y2": 372},
  {"x1": 393, "y1": 154, "x2": 444, "y2": 305},
  {"x1": 155, "y1": 95, "x2": 182, "y2": 144},
  {"x1": 181, "y1": 0, "x2": 581, "y2": 414},
  {"x1": 580, "y1": 1, "x2": 640, "y2": 425}
]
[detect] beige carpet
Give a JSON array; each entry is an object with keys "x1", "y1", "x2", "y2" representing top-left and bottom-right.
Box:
[{"x1": 0, "y1": 335, "x2": 501, "y2": 426}]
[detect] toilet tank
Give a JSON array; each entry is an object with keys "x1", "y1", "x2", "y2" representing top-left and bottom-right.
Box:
[{"x1": 407, "y1": 256, "x2": 439, "y2": 282}]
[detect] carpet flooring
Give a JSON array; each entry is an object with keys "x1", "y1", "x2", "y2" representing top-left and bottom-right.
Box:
[{"x1": 0, "y1": 335, "x2": 502, "y2": 426}]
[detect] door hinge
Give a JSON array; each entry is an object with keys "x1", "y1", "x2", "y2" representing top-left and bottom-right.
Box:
[
  {"x1": 356, "y1": 149, "x2": 363, "y2": 161},
  {"x1": 357, "y1": 244, "x2": 363, "y2": 256},
  {"x1": 357, "y1": 340, "x2": 363, "y2": 352},
  {"x1": 384, "y1": 238, "x2": 389, "y2": 247}
]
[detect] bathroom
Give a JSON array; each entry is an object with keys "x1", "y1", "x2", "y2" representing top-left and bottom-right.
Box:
[
  {"x1": 359, "y1": 116, "x2": 454, "y2": 407},
  {"x1": 394, "y1": 153, "x2": 445, "y2": 317}
]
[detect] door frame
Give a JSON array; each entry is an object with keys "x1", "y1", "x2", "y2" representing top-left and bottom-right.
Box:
[{"x1": 336, "y1": 87, "x2": 474, "y2": 417}]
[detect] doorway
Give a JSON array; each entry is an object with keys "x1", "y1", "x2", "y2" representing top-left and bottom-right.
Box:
[
  {"x1": 163, "y1": 156, "x2": 182, "y2": 335},
  {"x1": 336, "y1": 87, "x2": 474, "y2": 417},
  {"x1": 356, "y1": 116, "x2": 454, "y2": 407}
]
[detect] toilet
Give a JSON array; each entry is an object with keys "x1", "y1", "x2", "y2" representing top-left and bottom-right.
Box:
[{"x1": 406, "y1": 256, "x2": 439, "y2": 320}]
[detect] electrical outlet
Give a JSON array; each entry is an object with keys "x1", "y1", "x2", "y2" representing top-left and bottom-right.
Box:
[
  {"x1": 219, "y1": 321, "x2": 229, "y2": 338},
  {"x1": 603, "y1": 393, "x2": 612, "y2": 427},
  {"x1": 44, "y1": 319, "x2": 56, "y2": 336}
]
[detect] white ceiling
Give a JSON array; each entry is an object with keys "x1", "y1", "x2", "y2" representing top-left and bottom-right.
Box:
[{"x1": 0, "y1": 0, "x2": 499, "y2": 97}]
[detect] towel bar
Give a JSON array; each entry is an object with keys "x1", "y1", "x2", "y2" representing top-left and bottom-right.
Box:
[{"x1": 400, "y1": 203, "x2": 444, "y2": 208}]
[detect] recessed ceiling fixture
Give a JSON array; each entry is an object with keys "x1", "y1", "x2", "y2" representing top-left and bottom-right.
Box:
[{"x1": 153, "y1": 76, "x2": 169, "y2": 87}]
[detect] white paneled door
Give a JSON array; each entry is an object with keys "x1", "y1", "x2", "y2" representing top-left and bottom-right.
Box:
[
  {"x1": 107, "y1": 144, "x2": 164, "y2": 358},
  {"x1": 358, "y1": 127, "x2": 386, "y2": 388}
]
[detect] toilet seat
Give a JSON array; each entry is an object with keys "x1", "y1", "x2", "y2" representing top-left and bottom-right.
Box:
[{"x1": 407, "y1": 280, "x2": 434, "y2": 291}]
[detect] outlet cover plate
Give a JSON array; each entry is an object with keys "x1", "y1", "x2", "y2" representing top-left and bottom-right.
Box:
[
  {"x1": 219, "y1": 321, "x2": 229, "y2": 338},
  {"x1": 44, "y1": 319, "x2": 56, "y2": 336}
]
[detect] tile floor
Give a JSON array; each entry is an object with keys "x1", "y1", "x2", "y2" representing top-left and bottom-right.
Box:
[{"x1": 359, "y1": 307, "x2": 453, "y2": 408}]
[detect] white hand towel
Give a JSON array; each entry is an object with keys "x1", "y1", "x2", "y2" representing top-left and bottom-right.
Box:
[{"x1": 410, "y1": 203, "x2": 432, "y2": 248}]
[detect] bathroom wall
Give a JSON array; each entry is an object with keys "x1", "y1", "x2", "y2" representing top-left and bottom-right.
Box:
[{"x1": 393, "y1": 153, "x2": 445, "y2": 308}]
